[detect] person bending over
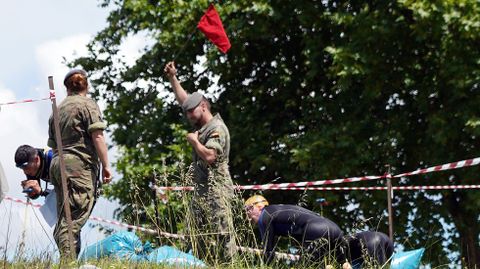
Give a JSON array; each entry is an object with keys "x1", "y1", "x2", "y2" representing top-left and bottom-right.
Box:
[
  {"x1": 14, "y1": 145, "x2": 53, "y2": 199},
  {"x1": 245, "y1": 195, "x2": 347, "y2": 267},
  {"x1": 345, "y1": 231, "x2": 394, "y2": 268}
]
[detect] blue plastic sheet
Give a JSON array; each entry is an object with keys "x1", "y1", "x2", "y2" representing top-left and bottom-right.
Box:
[
  {"x1": 80, "y1": 231, "x2": 206, "y2": 267},
  {"x1": 390, "y1": 248, "x2": 425, "y2": 269},
  {"x1": 80, "y1": 231, "x2": 147, "y2": 261},
  {"x1": 147, "y1": 246, "x2": 206, "y2": 267}
]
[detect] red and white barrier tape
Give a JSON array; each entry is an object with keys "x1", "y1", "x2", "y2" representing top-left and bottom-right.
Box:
[
  {"x1": 155, "y1": 156, "x2": 480, "y2": 191},
  {"x1": 271, "y1": 185, "x2": 480, "y2": 191},
  {"x1": 238, "y1": 175, "x2": 386, "y2": 190},
  {"x1": 0, "y1": 97, "x2": 51, "y2": 107},
  {"x1": 154, "y1": 186, "x2": 194, "y2": 191},
  {"x1": 153, "y1": 175, "x2": 387, "y2": 191},
  {"x1": 394, "y1": 157, "x2": 480, "y2": 178},
  {"x1": 3, "y1": 196, "x2": 41, "y2": 208},
  {"x1": 155, "y1": 184, "x2": 480, "y2": 192}
]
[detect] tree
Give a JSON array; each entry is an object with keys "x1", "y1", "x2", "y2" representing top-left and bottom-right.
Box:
[{"x1": 72, "y1": 0, "x2": 480, "y2": 266}]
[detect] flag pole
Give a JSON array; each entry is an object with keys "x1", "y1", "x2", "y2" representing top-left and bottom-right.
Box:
[
  {"x1": 172, "y1": 3, "x2": 213, "y2": 61},
  {"x1": 172, "y1": 29, "x2": 197, "y2": 61},
  {"x1": 385, "y1": 165, "x2": 394, "y2": 242}
]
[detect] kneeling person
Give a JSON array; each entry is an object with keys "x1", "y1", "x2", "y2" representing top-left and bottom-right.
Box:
[
  {"x1": 245, "y1": 195, "x2": 345, "y2": 265},
  {"x1": 345, "y1": 231, "x2": 393, "y2": 268}
]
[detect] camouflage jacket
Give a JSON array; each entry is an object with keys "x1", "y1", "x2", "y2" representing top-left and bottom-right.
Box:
[
  {"x1": 191, "y1": 114, "x2": 231, "y2": 181},
  {"x1": 47, "y1": 94, "x2": 106, "y2": 166}
]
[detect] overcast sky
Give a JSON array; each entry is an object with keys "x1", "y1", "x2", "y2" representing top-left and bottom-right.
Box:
[{"x1": 0, "y1": 0, "x2": 143, "y2": 260}]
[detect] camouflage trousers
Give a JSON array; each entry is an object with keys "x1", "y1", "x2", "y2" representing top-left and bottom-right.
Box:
[
  {"x1": 50, "y1": 154, "x2": 97, "y2": 259},
  {"x1": 187, "y1": 164, "x2": 236, "y2": 264}
]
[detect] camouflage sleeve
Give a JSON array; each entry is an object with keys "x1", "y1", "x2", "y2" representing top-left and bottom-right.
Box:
[
  {"x1": 83, "y1": 99, "x2": 107, "y2": 134},
  {"x1": 47, "y1": 115, "x2": 56, "y2": 149},
  {"x1": 204, "y1": 126, "x2": 226, "y2": 158}
]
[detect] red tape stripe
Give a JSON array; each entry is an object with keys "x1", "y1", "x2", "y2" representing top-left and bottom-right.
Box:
[{"x1": 0, "y1": 97, "x2": 51, "y2": 106}]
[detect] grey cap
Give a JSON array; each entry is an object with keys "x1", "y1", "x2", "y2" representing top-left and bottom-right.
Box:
[
  {"x1": 64, "y1": 69, "x2": 87, "y2": 86},
  {"x1": 182, "y1": 92, "x2": 204, "y2": 111}
]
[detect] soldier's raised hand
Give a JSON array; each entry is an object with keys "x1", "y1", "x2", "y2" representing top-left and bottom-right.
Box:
[{"x1": 164, "y1": 61, "x2": 177, "y2": 79}]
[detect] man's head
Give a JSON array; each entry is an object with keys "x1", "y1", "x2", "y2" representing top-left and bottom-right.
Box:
[
  {"x1": 14, "y1": 145, "x2": 41, "y2": 177},
  {"x1": 182, "y1": 92, "x2": 212, "y2": 127},
  {"x1": 245, "y1": 195, "x2": 269, "y2": 224}
]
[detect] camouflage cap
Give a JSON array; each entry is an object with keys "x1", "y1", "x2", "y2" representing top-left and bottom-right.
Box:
[
  {"x1": 181, "y1": 92, "x2": 204, "y2": 112},
  {"x1": 64, "y1": 69, "x2": 87, "y2": 86}
]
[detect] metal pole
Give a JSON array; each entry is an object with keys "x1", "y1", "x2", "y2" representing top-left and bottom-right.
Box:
[
  {"x1": 152, "y1": 174, "x2": 161, "y2": 246},
  {"x1": 49, "y1": 76, "x2": 76, "y2": 260},
  {"x1": 17, "y1": 197, "x2": 30, "y2": 260},
  {"x1": 386, "y1": 165, "x2": 394, "y2": 242}
]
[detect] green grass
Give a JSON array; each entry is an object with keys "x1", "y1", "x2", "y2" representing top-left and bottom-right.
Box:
[{"x1": 1, "y1": 167, "x2": 448, "y2": 268}]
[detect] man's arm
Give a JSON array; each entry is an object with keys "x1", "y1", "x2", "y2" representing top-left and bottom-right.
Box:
[
  {"x1": 187, "y1": 131, "x2": 217, "y2": 164},
  {"x1": 164, "y1": 61, "x2": 188, "y2": 105},
  {"x1": 261, "y1": 211, "x2": 278, "y2": 264},
  {"x1": 91, "y1": 130, "x2": 112, "y2": 184}
]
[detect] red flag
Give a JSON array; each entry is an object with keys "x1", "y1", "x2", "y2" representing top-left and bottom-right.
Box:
[{"x1": 197, "y1": 4, "x2": 231, "y2": 53}]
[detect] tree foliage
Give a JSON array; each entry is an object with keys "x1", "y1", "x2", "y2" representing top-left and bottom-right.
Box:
[{"x1": 72, "y1": 0, "x2": 480, "y2": 266}]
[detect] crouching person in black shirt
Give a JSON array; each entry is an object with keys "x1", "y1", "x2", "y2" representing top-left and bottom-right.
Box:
[
  {"x1": 245, "y1": 195, "x2": 351, "y2": 268},
  {"x1": 345, "y1": 231, "x2": 394, "y2": 268}
]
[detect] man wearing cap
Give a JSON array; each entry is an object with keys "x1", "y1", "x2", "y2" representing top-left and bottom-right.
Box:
[
  {"x1": 48, "y1": 69, "x2": 112, "y2": 259},
  {"x1": 14, "y1": 145, "x2": 53, "y2": 199},
  {"x1": 164, "y1": 61, "x2": 235, "y2": 263}
]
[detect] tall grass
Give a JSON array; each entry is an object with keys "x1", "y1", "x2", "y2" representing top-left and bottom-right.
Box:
[{"x1": 1, "y1": 165, "x2": 456, "y2": 268}]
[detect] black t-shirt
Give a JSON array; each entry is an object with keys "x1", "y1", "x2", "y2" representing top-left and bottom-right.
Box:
[
  {"x1": 25, "y1": 149, "x2": 52, "y2": 182},
  {"x1": 258, "y1": 204, "x2": 343, "y2": 263}
]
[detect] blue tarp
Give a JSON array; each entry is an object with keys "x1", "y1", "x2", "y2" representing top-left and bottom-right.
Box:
[
  {"x1": 147, "y1": 246, "x2": 206, "y2": 267},
  {"x1": 80, "y1": 231, "x2": 147, "y2": 262},
  {"x1": 80, "y1": 231, "x2": 206, "y2": 267},
  {"x1": 390, "y1": 248, "x2": 425, "y2": 269}
]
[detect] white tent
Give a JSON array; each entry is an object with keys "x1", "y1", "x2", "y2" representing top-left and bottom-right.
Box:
[{"x1": 0, "y1": 161, "x2": 8, "y2": 202}]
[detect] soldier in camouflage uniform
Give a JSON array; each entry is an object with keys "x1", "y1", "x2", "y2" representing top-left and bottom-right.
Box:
[
  {"x1": 47, "y1": 69, "x2": 112, "y2": 259},
  {"x1": 164, "y1": 62, "x2": 235, "y2": 263}
]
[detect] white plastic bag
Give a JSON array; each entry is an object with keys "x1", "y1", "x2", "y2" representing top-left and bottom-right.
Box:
[{"x1": 39, "y1": 189, "x2": 57, "y2": 227}]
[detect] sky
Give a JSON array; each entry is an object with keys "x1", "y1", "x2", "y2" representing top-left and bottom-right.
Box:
[{"x1": 0, "y1": 0, "x2": 145, "y2": 261}]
